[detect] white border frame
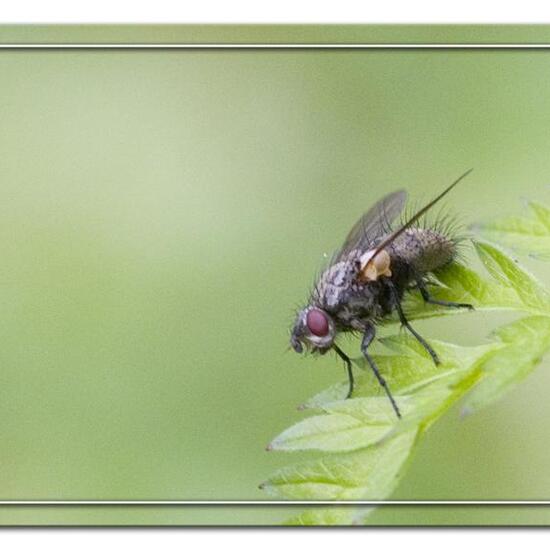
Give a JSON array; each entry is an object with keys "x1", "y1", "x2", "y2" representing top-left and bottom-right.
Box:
[
  {"x1": 0, "y1": 40, "x2": 547, "y2": 507},
  {"x1": 1, "y1": 44, "x2": 550, "y2": 48}
]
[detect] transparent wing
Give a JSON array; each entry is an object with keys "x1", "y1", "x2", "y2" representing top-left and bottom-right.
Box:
[{"x1": 334, "y1": 190, "x2": 407, "y2": 261}]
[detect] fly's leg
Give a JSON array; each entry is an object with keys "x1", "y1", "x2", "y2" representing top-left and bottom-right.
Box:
[
  {"x1": 334, "y1": 344, "x2": 354, "y2": 399},
  {"x1": 361, "y1": 324, "x2": 401, "y2": 419},
  {"x1": 417, "y1": 278, "x2": 474, "y2": 310},
  {"x1": 388, "y1": 281, "x2": 440, "y2": 365}
]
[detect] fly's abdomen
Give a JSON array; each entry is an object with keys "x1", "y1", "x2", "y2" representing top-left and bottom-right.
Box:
[{"x1": 390, "y1": 228, "x2": 456, "y2": 274}]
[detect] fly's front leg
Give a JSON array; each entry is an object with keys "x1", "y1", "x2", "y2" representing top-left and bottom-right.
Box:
[
  {"x1": 417, "y1": 277, "x2": 474, "y2": 310},
  {"x1": 388, "y1": 281, "x2": 440, "y2": 365},
  {"x1": 334, "y1": 344, "x2": 354, "y2": 399},
  {"x1": 361, "y1": 324, "x2": 401, "y2": 419}
]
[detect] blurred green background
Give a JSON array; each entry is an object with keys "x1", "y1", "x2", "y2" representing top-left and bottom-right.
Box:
[{"x1": 0, "y1": 26, "x2": 550, "y2": 525}]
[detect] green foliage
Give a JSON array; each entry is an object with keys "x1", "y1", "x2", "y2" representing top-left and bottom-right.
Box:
[
  {"x1": 260, "y1": 212, "x2": 550, "y2": 526},
  {"x1": 404, "y1": 241, "x2": 550, "y2": 318},
  {"x1": 476, "y1": 201, "x2": 550, "y2": 261}
]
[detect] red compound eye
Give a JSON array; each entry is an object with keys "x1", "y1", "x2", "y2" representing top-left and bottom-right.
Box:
[{"x1": 306, "y1": 309, "x2": 329, "y2": 337}]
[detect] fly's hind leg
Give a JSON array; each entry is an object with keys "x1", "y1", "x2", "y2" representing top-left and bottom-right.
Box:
[
  {"x1": 417, "y1": 278, "x2": 474, "y2": 310},
  {"x1": 361, "y1": 324, "x2": 401, "y2": 419},
  {"x1": 388, "y1": 281, "x2": 440, "y2": 365}
]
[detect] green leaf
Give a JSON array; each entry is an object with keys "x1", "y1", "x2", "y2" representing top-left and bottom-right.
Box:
[
  {"x1": 476, "y1": 201, "x2": 550, "y2": 261},
  {"x1": 261, "y1": 430, "x2": 418, "y2": 501},
  {"x1": 474, "y1": 241, "x2": 550, "y2": 313},
  {"x1": 462, "y1": 315, "x2": 550, "y2": 414},
  {"x1": 284, "y1": 508, "x2": 360, "y2": 526},
  {"x1": 268, "y1": 397, "x2": 401, "y2": 453},
  {"x1": 399, "y1": 261, "x2": 517, "y2": 320},
  {"x1": 302, "y1": 336, "x2": 496, "y2": 410},
  {"x1": 403, "y1": 241, "x2": 550, "y2": 320}
]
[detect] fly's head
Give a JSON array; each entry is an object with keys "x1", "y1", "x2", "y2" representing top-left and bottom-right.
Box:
[{"x1": 290, "y1": 306, "x2": 336, "y2": 355}]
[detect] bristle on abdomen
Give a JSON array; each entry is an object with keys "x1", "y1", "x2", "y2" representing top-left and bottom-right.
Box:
[{"x1": 389, "y1": 228, "x2": 456, "y2": 274}]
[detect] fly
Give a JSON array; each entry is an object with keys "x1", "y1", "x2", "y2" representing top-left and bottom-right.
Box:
[{"x1": 289, "y1": 170, "x2": 474, "y2": 419}]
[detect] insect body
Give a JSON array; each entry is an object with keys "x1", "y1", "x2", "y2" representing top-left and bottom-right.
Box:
[{"x1": 290, "y1": 171, "x2": 474, "y2": 419}]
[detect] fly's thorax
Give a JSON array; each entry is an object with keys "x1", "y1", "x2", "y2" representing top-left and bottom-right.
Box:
[
  {"x1": 389, "y1": 228, "x2": 456, "y2": 274},
  {"x1": 312, "y1": 256, "x2": 361, "y2": 311},
  {"x1": 312, "y1": 253, "x2": 384, "y2": 330}
]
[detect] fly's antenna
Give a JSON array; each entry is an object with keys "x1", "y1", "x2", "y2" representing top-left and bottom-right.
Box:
[{"x1": 367, "y1": 168, "x2": 473, "y2": 264}]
